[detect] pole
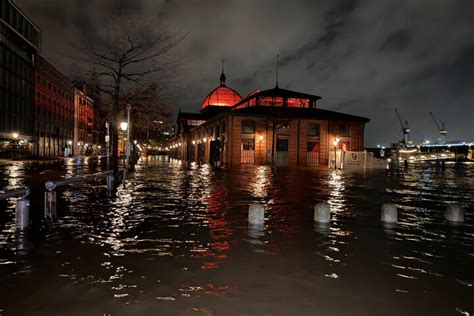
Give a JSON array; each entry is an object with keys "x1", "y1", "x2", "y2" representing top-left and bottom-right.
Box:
[
  {"x1": 126, "y1": 104, "x2": 131, "y2": 170},
  {"x1": 105, "y1": 121, "x2": 110, "y2": 169},
  {"x1": 334, "y1": 145, "x2": 337, "y2": 170}
]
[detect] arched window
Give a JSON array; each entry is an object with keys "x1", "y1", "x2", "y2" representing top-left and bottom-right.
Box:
[{"x1": 241, "y1": 120, "x2": 255, "y2": 134}]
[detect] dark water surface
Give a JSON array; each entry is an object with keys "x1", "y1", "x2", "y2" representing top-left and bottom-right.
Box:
[{"x1": 0, "y1": 157, "x2": 473, "y2": 315}]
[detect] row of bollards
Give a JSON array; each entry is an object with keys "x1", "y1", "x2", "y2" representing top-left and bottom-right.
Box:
[{"x1": 249, "y1": 202, "x2": 465, "y2": 225}]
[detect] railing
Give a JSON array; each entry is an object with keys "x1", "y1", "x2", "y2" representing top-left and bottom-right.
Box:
[
  {"x1": 0, "y1": 187, "x2": 29, "y2": 200},
  {"x1": 45, "y1": 170, "x2": 114, "y2": 191},
  {"x1": 44, "y1": 170, "x2": 124, "y2": 217}
]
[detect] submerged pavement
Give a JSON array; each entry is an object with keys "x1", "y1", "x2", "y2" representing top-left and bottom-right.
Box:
[{"x1": 0, "y1": 157, "x2": 473, "y2": 315}]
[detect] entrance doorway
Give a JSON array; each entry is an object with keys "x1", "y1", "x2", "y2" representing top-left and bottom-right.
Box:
[
  {"x1": 276, "y1": 138, "x2": 289, "y2": 165},
  {"x1": 241, "y1": 137, "x2": 255, "y2": 164},
  {"x1": 307, "y1": 141, "x2": 319, "y2": 165}
]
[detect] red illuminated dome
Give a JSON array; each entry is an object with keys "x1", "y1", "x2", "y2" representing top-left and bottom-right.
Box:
[{"x1": 201, "y1": 71, "x2": 242, "y2": 110}]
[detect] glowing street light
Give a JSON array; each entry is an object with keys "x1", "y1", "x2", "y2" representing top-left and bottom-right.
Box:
[
  {"x1": 333, "y1": 137, "x2": 340, "y2": 170},
  {"x1": 120, "y1": 122, "x2": 128, "y2": 131}
]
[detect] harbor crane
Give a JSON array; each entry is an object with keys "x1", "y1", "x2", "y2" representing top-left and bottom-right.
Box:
[
  {"x1": 394, "y1": 109, "x2": 411, "y2": 145},
  {"x1": 429, "y1": 111, "x2": 447, "y2": 145}
]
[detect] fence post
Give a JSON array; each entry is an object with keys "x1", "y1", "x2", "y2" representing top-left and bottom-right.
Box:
[
  {"x1": 44, "y1": 191, "x2": 57, "y2": 219},
  {"x1": 15, "y1": 198, "x2": 30, "y2": 230},
  {"x1": 107, "y1": 175, "x2": 114, "y2": 197}
]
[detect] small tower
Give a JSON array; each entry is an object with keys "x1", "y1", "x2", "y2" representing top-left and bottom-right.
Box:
[{"x1": 220, "y1": 59, "x2": 226, "y2": 86}]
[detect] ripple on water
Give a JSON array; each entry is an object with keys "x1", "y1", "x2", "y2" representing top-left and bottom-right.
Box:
[{"x1": 0, "y1": 159, "x2": 473, "y2": 315}]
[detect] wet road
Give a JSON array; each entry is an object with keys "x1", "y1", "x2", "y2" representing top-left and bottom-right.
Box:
[{"x1": 0, "y1": 156, "x2": 473, "y2": 315}]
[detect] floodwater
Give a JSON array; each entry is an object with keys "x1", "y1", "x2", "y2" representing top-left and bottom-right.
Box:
[{"x1": 0, "y1": 156, "x2": 473, "y2": 315}]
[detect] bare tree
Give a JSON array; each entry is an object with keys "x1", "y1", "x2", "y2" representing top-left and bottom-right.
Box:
[
  {"x1": 71, "y1": 11, "x2": 186, "y2": 189},
  {"x1": 121, "y1": 82, "x2": 172, "y2": 140}
]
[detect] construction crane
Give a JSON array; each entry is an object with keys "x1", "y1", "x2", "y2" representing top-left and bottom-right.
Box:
[
  {"x1": 429, "y1": 112, "x2": 447, "y2": 144},
  {"x1": 394, "y1": 109, "x2": 411, "y2": 145}
]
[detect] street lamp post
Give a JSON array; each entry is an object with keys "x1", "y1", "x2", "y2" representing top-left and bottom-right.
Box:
[
  {"x1": 12, "y1": 132, "x2": 18, "y2": 159},
  {"x1": 333, "y1": 137, "x2": 340, "y2": 170},
  {"x1": 120, "y1": 122, "x2": 128, "y2": 170},
  {"x1": 105, "y1": 121, "x2": 110, "y2": 169},
  {"x1": 126, "y1": 104, "x2": 131, "y2": 171}
]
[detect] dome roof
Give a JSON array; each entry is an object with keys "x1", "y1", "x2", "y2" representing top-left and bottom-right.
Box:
[{"x1": 201, "y1": 85, "x2": 242, "y2": 110}]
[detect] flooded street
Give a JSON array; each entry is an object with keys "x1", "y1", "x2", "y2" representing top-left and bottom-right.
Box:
[{"x1": 0, "y1": 157, "x2": 473, "y2": 315}]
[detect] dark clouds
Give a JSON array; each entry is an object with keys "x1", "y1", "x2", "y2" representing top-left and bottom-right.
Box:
[{"x1": 16, "y1": 0, "x2": 474, "y2": 146}]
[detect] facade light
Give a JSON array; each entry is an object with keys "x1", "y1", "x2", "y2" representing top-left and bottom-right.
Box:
[
  {"x1": 259, "y1": 134, "x2": 264, "y2": 142},
  {"x1": 203, "y1": 137, "x2": 207, "y2": 143},
  {"x1": 13, "y1": 133, "x2": 18, "y2": 139},
  {"x1": 192, "y1": 140, "x2": 196, "y2": 145}
]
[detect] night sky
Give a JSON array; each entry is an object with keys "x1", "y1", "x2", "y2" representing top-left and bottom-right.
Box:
[{"x1": 16, "y1": 0, "x2": 474, "y2": 147}]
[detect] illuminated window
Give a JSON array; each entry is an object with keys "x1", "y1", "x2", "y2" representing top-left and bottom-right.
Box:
[{"x1": 259, "y1": 96, "x2": 284, "y2": 106}]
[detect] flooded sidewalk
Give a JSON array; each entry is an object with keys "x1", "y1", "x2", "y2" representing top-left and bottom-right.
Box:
[{"x1": 0, "y1": 157, "x2": 473, "y2": 315}]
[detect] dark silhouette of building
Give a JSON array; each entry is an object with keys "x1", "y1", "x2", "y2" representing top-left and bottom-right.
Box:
[{"x1": 0, "y1": 0, "x2": 41, "y2": 157}]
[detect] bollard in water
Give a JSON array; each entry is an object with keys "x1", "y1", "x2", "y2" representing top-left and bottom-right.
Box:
[
  {"x1": 44, "y1": 191, "x2": 57, "y2": 218},
  {"x1": 381, "y1": 203, "x2": 398, "y2": 223},
  {"x1": 106, "y1": 175, "x2": 114, "y2": 197},
  {"x1": 314, "y1": 202, "x2": 331, "y2": 223},
  {"x1": 445, "y1": 204, "x2": 464, "y2": 223},
  {"x1": 15, "y1": 199, "x2": 30, "y2": 230},
  {"x1": 249, "y1": 203, "x2": 265, "y2": 225}
]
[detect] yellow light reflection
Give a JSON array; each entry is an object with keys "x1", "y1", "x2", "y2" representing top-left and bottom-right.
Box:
[{"x1": 327, "y1": 170, "x2": 346, "y2": 213}]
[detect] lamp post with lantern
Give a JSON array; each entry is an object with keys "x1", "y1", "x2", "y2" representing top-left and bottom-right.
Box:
[
  {"x1": 12, "y1": 132, "x2": 18, "y2": 159},
  {"x1": 120, "y1": 122, "x2": 128, "y2": 170},
  {"x1": 333, "y1": 137, "x2": 340, "y2": 170}
]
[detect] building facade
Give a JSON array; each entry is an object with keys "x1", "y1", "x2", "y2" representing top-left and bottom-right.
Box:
[
  {"x1": 73, "y1": 87, "x2": 95, "y2": 155},
  {"x1": 0, "y1": 0, "x2": 40, "y2": 157},
  {"x1": 170, "y1": 72, "x2": 369, "y2": 167},
  {"x1": 34, "y1": 54, "x2": 74, "y2": 157}
]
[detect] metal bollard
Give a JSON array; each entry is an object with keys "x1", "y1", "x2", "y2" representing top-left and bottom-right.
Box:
[
  {"x1": 15, "y1": 198, "x2": 30, "y2": 230},
  {"x1": 381, "y1": 203, "x2": 398, "y2": 223},
  {"x1": 106, "y1": 175, "x2": 114, "y2": 197},
  {"x1": 44, "y1": 191, "x2": 57, "y2": 218},
  {"x1": 314, "y1": 202, "x2": 331, "y2": 223},
  {"x1": 249, "y1": 203, "x2": 265, "y2": 225}
]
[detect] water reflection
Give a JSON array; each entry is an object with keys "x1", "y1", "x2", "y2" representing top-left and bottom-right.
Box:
[
  {"x1": 0, "y1": 159, "x2": 473, "y2": 314},
  {"x1": 250, "y1": 166, "x2": 270, "y2": 199},
  {"x1": 327, "y1": 170, "x2": 345, "y2": 213}
]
